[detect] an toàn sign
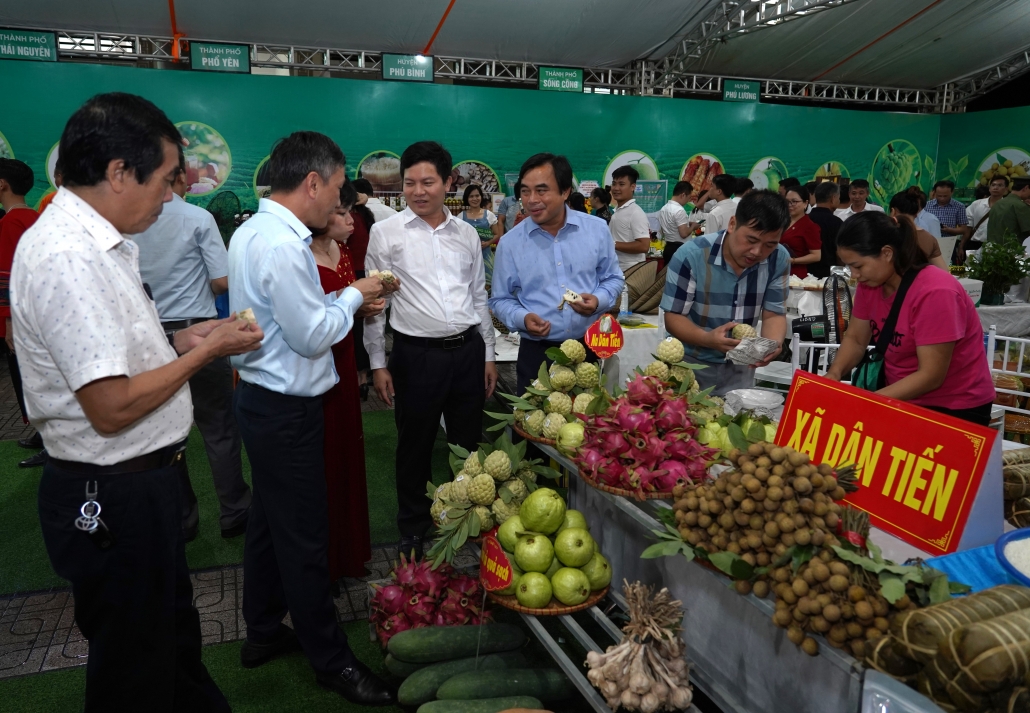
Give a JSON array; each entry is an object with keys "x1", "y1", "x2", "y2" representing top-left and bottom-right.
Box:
[
  {"x1": 480, "y1": 535, "x2": 514, "y2": 592},
  {"x1": 774, "y1": 372, "x2": 997, "y2": 556},
  {"x1": 585, "y1": 315, "x2": 625, "y2": 360}
]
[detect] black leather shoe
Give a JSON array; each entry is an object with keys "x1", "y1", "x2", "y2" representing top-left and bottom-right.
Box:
[
  {"x1": 221, "y1": 516, "x2": 248, "y2": 539},
  {"x1": 398, "y1": 535, "x2": 423, "y2": 561},
  {"x1": 19, "y1": 449, "x2": 46, "y2": 468},
  {"x1": 316, "y1": 661, "x2": 394, "y2": 706},
  {"x1": 240, "y1": 624, "x2": 301, "y2": 669},
  {"x1": 17, "y1": 432, "x2": 42, "y2": 449}
]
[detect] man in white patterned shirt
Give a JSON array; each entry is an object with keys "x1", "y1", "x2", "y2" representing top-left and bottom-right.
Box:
[{"x1": 11, "y1": 93, "x2": 262, "y2": 712}]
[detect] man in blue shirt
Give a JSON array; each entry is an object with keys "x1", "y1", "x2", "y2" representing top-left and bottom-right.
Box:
[
  {"x1": 490, "y1": 153, "x2": 624, "y2": 392},
  {"x1": 661, "y1": 190, "x2": 791, "y2": 396},
  {"x1": 227, "y1": 132, "x2": 393, "y2": 706},
  {"x1": 923, "y1": 180, "x2": 969, "y2": 259}
]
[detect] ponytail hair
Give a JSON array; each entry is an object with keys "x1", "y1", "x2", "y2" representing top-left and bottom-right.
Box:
[
  {"x1": 836, "y1": 210, "x2": 928, "y2": 275},
  {"x1": 591, "y1": 185, "x2": 612, "y2": 205}
]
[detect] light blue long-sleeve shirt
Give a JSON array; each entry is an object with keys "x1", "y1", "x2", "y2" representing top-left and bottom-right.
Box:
[
  {"x1": 489, "y1": 208, "x2": 624, "y2": 342},
  {"x1": 228, "y1": 198, "x2": 363, "y2": 397}
]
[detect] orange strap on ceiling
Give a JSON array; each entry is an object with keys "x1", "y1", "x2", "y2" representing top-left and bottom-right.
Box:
[
  {"x1": 168, "y1": 0, "x2": 185, "y2": 60},
  {"x1": 422, "y1": 0, "x2": 457, "y2": 56},
  {"x1": 811, "y1": 0, "x2": 943, "y2": 81}
]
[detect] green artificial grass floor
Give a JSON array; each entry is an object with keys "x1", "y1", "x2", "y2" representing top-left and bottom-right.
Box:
[{"x1": 0, "y1": 410, "x2": 452, "y2": 596}]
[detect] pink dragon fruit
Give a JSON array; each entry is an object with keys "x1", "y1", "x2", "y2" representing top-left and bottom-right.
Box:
[
  {"x1": 438, "y1": 589, "x2": 472, "y2": 626},
  {"x1": 576, "y1": 446, "x2": 607, "y2": 474},
  {"x1": 403, "y1": 594, "x2": 437, "y2": 626},
  {"x1": 393, "y1": 551, "x2": 419, "y2": 589},
  {"x1": 432, "y1": 612, "x2": 448, "y2": 627},
  {"x1": 655, "y1": 460, "x2": 690, "y2": 490},
  {"x1": 370, "y1": 583, "x2": 406, "y2": 622},
  {"x1": 637, "y1": 468, "x2": 662, "y2": 492},
  {"x1": 654, "y1": 398, "x2": 689, "y2": 432},
  {"x1": 614, "y1": 402, "x2": 654, "y2": 434},
  {"x1": 626, "y1": 374, "x2": 664, "y2": 406},
  {"x1": 599, "y1": 430, "x2": 632, "y2": 456},
  {"x1": 594, "y1": 458, "x2": 628, "y2": 487},
  {"x1": 448, "y1": 576, "x2": 482, "y2": 600},
  {"x1": 377, "y1": 613, "x2": 412, "y2": 646},
  {"x1": 410, "y1": 560, "x2": 451, "y2": 597}
]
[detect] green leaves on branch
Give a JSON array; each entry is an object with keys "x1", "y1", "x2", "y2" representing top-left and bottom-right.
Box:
[{"x1": 831, "y1": 545, "x2": 970, "y2": 605}]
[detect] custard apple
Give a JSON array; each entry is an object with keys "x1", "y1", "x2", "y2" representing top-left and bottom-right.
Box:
[
  {"x1": 468, "y1": 474, "x2": 496, "y2": 506},
  {"x1": 560, "y1": 339, "x2": 586, "y2": 364},
  {"x1": 502, "y1": 477, "x2": 528, "y2": 503},
  {"x1": 731, "y1": 324, "x2": 758, "y2": 340},
  {"x1": 644, "y1": 360, "x2": 670, "y2": 380},
  {"x1": 574, "y1": 362, "x2": 600, "y2": 389},
  {"x1": 544, "y1": 391, "x2": 572, "y2": 416},
  {"x1": 462, "y1": 454, "x2": 484, "y2": 476},
  {"x1": 542, "y1": 413, "x2": 566, "y2": 440},
  {"x1": 435, "y1": 482, "x2": 454, "y2": 502},
  {"x1": 474, "y1": 505, "x2": 495, "y2": 531},
  {"x1": 520, "y1": 392, "x2": 543, "y2": 408},
  {"x1": 572, "y1": 392, "x2": 595, "y2": 415},
  {"x1": 656, "y1": 337, "x2": 685, "y2": 365},
  {"x1": 491, "y1": 497, "x2": 520, "y2": 524},
  {"x1": 530, "y1": 379, "x2": 547, "y2": 393},
  {"x1": 450, "y1": 477, "x2": 471, "y2": 505},
  {"x1": 430, "y1": 498, "x2": 446, "y2": 522},
  {"x1": 523, "y1": 409, "x2": 546, "y2": 435},
  {"x1": 548, "y1": 365, "x2": 576, "y2": 393},
  {"x1": 670, "y1": 366, "x2": 694, "y2": 386},
  {"x1": 484, "y1": 449, "x2": 512, "y2": 482},
  {"x1": 515, "y1": 462, "x2": 537, "y2": 483},
  {"x1": 513, "y1": 408, "x2": 528, "y2": 425}
]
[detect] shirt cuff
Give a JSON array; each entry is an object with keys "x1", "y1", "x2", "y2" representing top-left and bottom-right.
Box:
[
  {"x1": 485, "y1": 344, "x2": 496, "y2": 362},
  {"x1": 509, "y1": 307, "x2": 530, "y2": 333},
  {"x1": 335, "y1": 285, "x2": 364, "y2": 314}
]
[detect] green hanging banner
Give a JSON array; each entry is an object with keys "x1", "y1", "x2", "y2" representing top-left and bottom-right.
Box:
[
  {"x1": 382, "y1": 54, "x2": 434, "y2": 82},
  {"x1": 190, "y1": 43, "x2": 250, "y2": 73},
  {"x1": 539, "y1": 67, "x2": 583, "y2": 93},
  {"x1": 0, "y1": 29, "x2": 56, "y2": 62},
  {"x1": 723, "y1": 80, "x2": 760, "y2": 103}
]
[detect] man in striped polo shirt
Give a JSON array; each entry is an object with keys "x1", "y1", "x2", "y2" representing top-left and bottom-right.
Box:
[{"x1": 660, "y1": 190, "x2": 791, "y2": 396}]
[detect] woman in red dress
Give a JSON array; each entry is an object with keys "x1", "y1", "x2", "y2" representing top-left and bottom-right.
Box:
[
  {"x1": 309, "y1": 183, "x2": 376, "y2": 581},
  {"x1": 782, "y1": 185, "x2": 823, "y2": 278}
]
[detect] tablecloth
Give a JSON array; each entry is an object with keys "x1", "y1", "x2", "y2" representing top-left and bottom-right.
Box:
[
  {"x1": 601, "y1": 314, "x2": 663, "y2": 389},
  {"x1": 978, "y1": 302, "x2": 1030, "y2": 337}
]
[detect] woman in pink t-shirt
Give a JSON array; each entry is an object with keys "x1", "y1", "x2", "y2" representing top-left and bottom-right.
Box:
[{"x1": 825, "y1": 212, "x2": 995, "y2": 425}]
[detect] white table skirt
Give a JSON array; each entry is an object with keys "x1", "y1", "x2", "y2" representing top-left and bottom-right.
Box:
[{"x1": 978, "y1": 302, "x2": 1030, "y2": 337}]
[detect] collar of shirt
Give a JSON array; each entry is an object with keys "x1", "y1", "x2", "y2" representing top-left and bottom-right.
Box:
[
  {"x1": 258, "y1": 197, "x2": 313, "y2": 244},
  {"x1": 53, "y1": 187, "x2": 125, "y2": 252},
  {"x1": 614, "y1": 199, "x2": 637, "y2": 211},
  {"x1": 715, "y1": 198, "x2": 736, "y2": 210},
  {"x1": 525, "y1": 206, "x2": 587, "y2": 241},
  {"x1": 401, "y1": 205, "x2": 462, "y2": 232},
  {"x1": 366, "y1": 197, "x2": 384, "y2": 206}
]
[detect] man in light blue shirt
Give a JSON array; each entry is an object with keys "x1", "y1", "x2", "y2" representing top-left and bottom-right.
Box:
[
  {"x1": 490, "y1": 153, "x2": 624, "y2": 393},
  {"x1": 227, "y1": 132, "x2": 394, "y2": 706}
]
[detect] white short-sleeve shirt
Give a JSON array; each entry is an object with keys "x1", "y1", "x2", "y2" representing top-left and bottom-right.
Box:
[
  {"x1": 609, "y1": 199, "x2": 650, "y2": 272},
  {"x1": 657, "y1": 200, "x2": 690, "y2": 243},
  {"x1": 10, "y1": 189, "x2": 192, "y2": 465}
]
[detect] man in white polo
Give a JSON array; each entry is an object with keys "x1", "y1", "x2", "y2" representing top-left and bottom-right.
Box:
[
  {"x1": 608, "y1": 165, "x2": 650, "y2": 274},
  {"x1": 658, "y1": 180, "x2": 698, "y2": 265}
]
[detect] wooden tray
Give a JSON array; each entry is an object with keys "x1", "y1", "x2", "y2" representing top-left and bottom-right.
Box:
[
  {"x1": 513, "y1": 421, "x2": 556, "y2": 446},
  {"x1": 487, "y1": 586, "x2": 609, "y2": 616},
  {"x1": 577, "y1": 468, "x2": 675, "y2": 501}
]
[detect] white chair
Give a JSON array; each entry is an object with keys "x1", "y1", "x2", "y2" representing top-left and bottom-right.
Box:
[{"x1": 986, "y1": 326, "x2": 1030, "y2": 434}]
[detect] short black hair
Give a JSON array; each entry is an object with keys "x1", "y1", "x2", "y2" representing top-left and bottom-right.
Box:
[
  {"x1": 734, "y1": 189, "x2": 790, "y2": 233},
  {"x1": 611, "y1": 165, "x2": 639, "y2": 184},
  {"x1": 785, "y1": 184, "x2": 809, "y2": 203},
  {"x1": 713, "y1": 173, "x2": 736, "y2": 196},
  {"x1": 814, "y1": 182, "x2": 839, "y2": 203},
  {"x1": 568, "y1": 192, "x2": 587, "y2": 212},
  {"x1": 0, "y1": 159, "x2": 34, "y2": 196},
  {"x1": 462, "y1": 183, "x2": 487, "y2": 207},
  {"x1": 590, "y1": 185, "x2": 612, "y2": 204},
  {"x1": 837, "y1": 210, "x2": 927, "y2": 274},
  {"x1": 804, "y1": 181, "x2": 817, "y2": 193},
  {"x1": 400, "y1": 141, "x2": 452, "y2": 182},
  {"x1": 779, "y1": 177, "x2": 801, "y2": 190},
  {"x1": 1013, "y1": 177, "x2": 1030, "y2": 191},
  {"x1": 351, "y1": 177, "x2": 374, "y2": 195},
  {"x1": 339, "y1": 180, "x2": 359, "y2": 211},
  {"x1": 268, "y1": 131, "x2": 345, "y2": 193},
  {"x1": 973, "y1": 185, "x2": 990, "y2": 200},
  {"x1": 850, "y1": 179, "x2": 870, "y2": 190},
  {"x1": 933, "y1": 179, "x2": 955, "y2": 191},
  {"x1": 519, "y1": 153, "x2": 573, "y2": 194},
  {"x1": 888, "y1": 190, "x2": 919, "y2": 216},
  {"x1": 989, "y1": 175, "x2": 1010, "y2": 187},
  {"x1": 59, "y1": 92, "x2": 181, "y2": 188},
  {"x1": 735, "y1": 177, "x2": 754, "y2": 195},
  {"x1": 513, "y1": 181, "x2": 522, "y2": 195},
  {"x1": 672, "y1": 180, "x2": 692, "y2": 197}
]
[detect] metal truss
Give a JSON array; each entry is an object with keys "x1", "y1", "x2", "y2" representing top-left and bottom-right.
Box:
[
  {"x1": 941, "y1": 47, "x2": 1030, "y2": 111},
  {"x1": 653, "y1": 0, "x2": 865, "y2": 89}
]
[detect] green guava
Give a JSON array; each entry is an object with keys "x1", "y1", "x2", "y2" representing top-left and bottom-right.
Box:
[
  {"x1": 514, "y1": 535, "x2": 554, "y2": 573},
  {"x1": 497, "y1": 560, "x2": 523, "y2": 596},
  {"x1": 554, "y1": 528, "x2": 595, "y2": 568},
  {"x1": 519, "y1": 488, "x2": 567, "y2": 535},
  {"x1": 556, "y1": 509, "x2": 590, "y2": 535},
  {"x1": 580, "y1": 552, "x2": 613, "y2": 591},
  {"x1": 550, "y1": 568, "x2": 591, "y2": 606},
  {"x1": 516, "y1": 572, "x2": 553, "y2": 608},
  {"x1": 497, "y1": 515, "x2": 524, "y2": 553}
]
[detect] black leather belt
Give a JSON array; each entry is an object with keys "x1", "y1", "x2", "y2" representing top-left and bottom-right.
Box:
[
  {"x1": 394, "y1": 325, "x2": 478, "y2": 350},
  {"x1": 49, "y1": 440, "x2": 187, "y2": 476},
  {"x1": 162, "y1": 317, "x2": 213, "y2": 332}
]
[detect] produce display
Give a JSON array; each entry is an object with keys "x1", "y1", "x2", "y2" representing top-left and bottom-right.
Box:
[
  {"x1": 369, "y1": 552, "x2": 490, "y2": 646},
  {"x1": 681, "y1": 153, "x2": 723, "y2": 195},
  {"x1": 1003, "y1": 447, "x2": 1030, "y2": 528},
  {"x1": 586, "y1": 581, "x2": 692, "y2": 712},
  {"x1": 977, "y1": 149, "x2": 1029, "y2": 187}
]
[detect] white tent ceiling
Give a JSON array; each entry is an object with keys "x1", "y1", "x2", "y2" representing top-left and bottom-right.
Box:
[{"x1": 2, "y1": 0, "x2": 1029, "y2": 91}]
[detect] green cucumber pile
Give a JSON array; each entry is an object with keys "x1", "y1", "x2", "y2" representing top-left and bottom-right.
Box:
[{"x1": 386, "y1": 623, "x2": 576, "y2": 713}]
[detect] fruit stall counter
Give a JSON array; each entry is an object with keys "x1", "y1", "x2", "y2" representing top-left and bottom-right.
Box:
[{"x1": 533, "y1": 442, "x2": 941, "y2": 713}]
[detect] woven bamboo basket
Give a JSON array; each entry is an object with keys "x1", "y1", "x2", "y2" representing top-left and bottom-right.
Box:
[
  {"x1": 577, "y1": 467, "x2": 675, "y2": 501},
  {"x1": 487, "y1": 586, "x2": 608, "y2": 616}
]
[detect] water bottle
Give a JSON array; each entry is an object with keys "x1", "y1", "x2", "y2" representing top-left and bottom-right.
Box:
[{"x1": 620, "y1": 285, "x2": 631, "y2": 317}]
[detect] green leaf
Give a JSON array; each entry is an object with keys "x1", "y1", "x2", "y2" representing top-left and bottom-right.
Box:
[
  {"x1": 656, "y1": 508, "x2": 678, "y2": 528},
  {"x1": 486, "y1": 421, "x2": 510, "y2": 433},
  {"x1": 520, "y1": 474, "x2": 539, "y2": 493},
  {"x1": 675, "y1": 362, "x2": 708, "y2": 370},
  {"x1": 708, "y1": 551, "x2": 755, "y2": 581},
  {"x1": 427, "y1": 481, "x2": 440, "y2": 499},
  {"x1": 468, "y1": 510, "x2": 481, "y2": 538},
  {"x1": 641, "y1": 540, "x2": 687, "y2": 559},
  {"x1": 747, "y1": 423, "x2": 766, "y2": 443},
  {"x1": 545, "y1": 347, "x2": 571, "y2": 366},
  {"x1": 478, "y1": 450, "x2": 487, "y2": 464},
  {"x1": 456, "y1": 518, "x2": 470, "y2": 548},
  {"x1": 537, "y1": 362, "x2": 552, "y2": 390},
  {"x1": 515, "y1": 440, "x2": 528, "y2": 461},
  {"x1": 832, "y1": 546, "x2": 886, "y2": 573},
  {"x1": 727, "y1": 423, "x2": 749, "y2": 452},
  {"x1": 878, "y1": 572, "x2": 906, "y2": 604},
  {"x1": 791, "y1": 544, "x2": 815, "y2": 574},
  {"x1": 449, "y1": 454, "x2": 464, "y2": 476},
  {"x1": 525, "y1": 387, "x2": 551, "y2": 397},
  {"x1": 499, "y1": 486, "x2": 513, "y2": 504},
  {"x1": 949, "y1": 580, "x2": 972, "y2": 595},
  {"x1": 448, "y1": 444, "x2": 471, "y2": 460},
  {"x1": 928, "y1": 574, "x2": 951, "y2": 604},
  {"x1": 867, "y1": 540, "x2": 884, "y2": 564},
  {"x1": 717, "y1": 413, "x2": 733, "y2": 428},
  {"x1": 948, "y1": 159, "x2": 961, "y2": 180},
  {"x1": 957, "y1": 156, "x2": 968, "y2": 173},
  {"x1": 532, "y1": 465, "x2": 562, "y2": 480}
]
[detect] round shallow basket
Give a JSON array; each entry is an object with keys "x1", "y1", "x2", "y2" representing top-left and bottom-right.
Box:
[
  {"x1": 577, "y1": 468, "x2": 675, "y2": 501},
  {"x1": 512, "y1": 421, "x2": 556, "y2": 446},
  {"x1": 487, "y1": 586, "x2": 609, "y2": 616}
]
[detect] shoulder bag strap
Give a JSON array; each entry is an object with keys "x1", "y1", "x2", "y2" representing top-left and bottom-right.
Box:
[
  {"x1": 971, "y1": 207, "x2": 991, "y2": 235},
  {"x1": 874, "y1": 267, "x2": 922, "y2": 355}
]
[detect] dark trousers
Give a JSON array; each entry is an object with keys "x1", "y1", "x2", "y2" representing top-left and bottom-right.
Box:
[
  {"x1": 662, "y1": 240, "x2": 685, "y2": 267},
  {"x1": 5, "y1": 348, "x2": 28, "y2": 421},
  {"x1": 926, "y1": 401, "x2": 993, "y2": 427},
  {"x1": 234, "y1": 381, "x2": 356, "y2": 674},
  {"x1": 181, "y1": 357, "x2": 251, "y2": 531},
  {"x1": 37, "y1": 455, "x2": 228, "y2": 713},
  {"x1": 516, "y1": 336, "x2": 597, "y2": 395},
  {"x1": 391, "y1": 331, "x2": 485, "y2": 538}
]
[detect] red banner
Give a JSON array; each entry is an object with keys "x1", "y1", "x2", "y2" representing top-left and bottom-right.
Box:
[
  {"x1": 585, "y1": 316, "x2": 625, "y2": 360},
  {"x1": 479, "y1": 535, "x2": 514, "y2": 591},
  {"x1": 774, "y1": 372, "x2": 997, "y2": 556}
]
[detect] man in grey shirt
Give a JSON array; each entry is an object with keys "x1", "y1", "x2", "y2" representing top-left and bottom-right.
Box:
[{"x1": 130, "y1": 147, "x2": 251, "y2": 539}]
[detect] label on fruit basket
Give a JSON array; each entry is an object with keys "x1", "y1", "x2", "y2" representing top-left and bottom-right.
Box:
[
  {"x1": 775, "y1": 372, "x2": 999, "y2": 556},
  {"x1": 585, "y1": 316, "x2": 625, "y2": 360},
  {"x1": 480, "y1": 535, "x2": 514, "y2": 591}
]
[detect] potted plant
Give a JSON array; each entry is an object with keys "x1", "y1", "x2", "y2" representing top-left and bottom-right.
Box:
[{"x1": 966, "y1": 233, "x2": 1030, "y2": 305}]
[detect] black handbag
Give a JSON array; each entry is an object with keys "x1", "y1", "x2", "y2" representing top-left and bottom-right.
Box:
[{"x1": 852, "y1": 267, "x2": 922, "y2": 391}]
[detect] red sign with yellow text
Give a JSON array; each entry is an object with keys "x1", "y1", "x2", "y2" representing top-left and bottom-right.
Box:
[
  {"x1": 774, "y1": 372, "x2": 997, "y2": 556},
  {"x1": 585, "y1": 316, "x2": 625, "y2": 360},
  {"x1": 480, "y1": 535, "x2": 514, "y2": 592}
]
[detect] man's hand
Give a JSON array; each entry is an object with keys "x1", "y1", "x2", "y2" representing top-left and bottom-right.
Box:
[
  {"x1": 485, "y1": 362, "x2": 497, "y2": 398},
  {"x1": 356, "y1": 192, "x2": 368, "y2": 206},
  {"x1": 570, "y1": 293, "x2": 599, "y2": 316},
  {"x1": 706, "y1": 322, "x2": 741, "y2": 354},
  {"x1": 373, "y1": 368, "x2": 395, "y2": 407},
  {"x1": 751, "y1": 342, "x2": 782, "y2": 369},
  {"x1": 356, "y1": 298, "x2": 386, "y2": 319},
  {"x1": 5, "y1": 318, "x2": 13, "y2": 353},
  {"x1": 173, "y1": 315, "x2": 262, "y2": 356},
  {"x1": 524, "y1": 313, "x2": 551, "y2": 338},
  {"x1": 346, "y1": 276, "x2": 388, "y2": 306},
  {"x1": 202, "y1": 318, "x2": 264, "y2": 358}
]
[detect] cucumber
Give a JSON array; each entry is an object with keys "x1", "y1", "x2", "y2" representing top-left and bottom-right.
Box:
[
  {"x1": 387, "y1": 624, "x2": 527, "y2": 664},
  {"x1": 398, "y1": 651, "x2": 528, "y2": 706},
  {"x1": 384, "y1": 654, "x2": 427, "y2": 679},
  {"x1": 416, "y1": 696, "x2": 543, "y2": 713},
  {"x1": 437, "y1": 669, "x2": 575, "y2": 702}
]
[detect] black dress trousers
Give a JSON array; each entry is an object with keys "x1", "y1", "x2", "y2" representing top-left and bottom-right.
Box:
[{"x1": 390, "y1": 330, "x2": 486, "y2": 538}]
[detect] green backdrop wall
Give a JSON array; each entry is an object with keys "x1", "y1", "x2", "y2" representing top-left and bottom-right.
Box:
[
  {"x1": 0, "y1": 60, "x2": 963, "y2": 212},
  {"x1": 936, "y1": 105, "x2": 1030, "y2": 193}
]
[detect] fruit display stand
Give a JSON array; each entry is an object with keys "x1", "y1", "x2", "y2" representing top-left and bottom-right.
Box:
[{"x1": 533, "y1": 441, "x2": 941, "y2": 713}]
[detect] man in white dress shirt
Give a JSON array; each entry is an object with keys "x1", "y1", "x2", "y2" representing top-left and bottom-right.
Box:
[
  {"x1": 12, "y1": 92, "x2": 262, "y2": 712},
  {"x1": 608, "y1": 165, "x2": 651, "y2": 274},
  {"x1": 703, "y1": 174, "x2": 739, "y2": 235},
  {"x1": 365, "y1": 141, "x2": 497, "y2": 558},
  {"x1": 834, "y1": 179, "x2": 885, "y2": 221},
  {"x1": 967, "y1": 175, "x2": 1009, "y2": 248}
]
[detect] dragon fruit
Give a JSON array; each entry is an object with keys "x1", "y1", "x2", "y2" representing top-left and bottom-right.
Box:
[
  {"x1": 599, "y1": 430, "x2": 632, "y2": 457},
  {"x1": 370, "y1": 583, "x2": 406, "y2": 619},
  {"x1": 404, "y1": 593, "x2": 437, "y2": 626},
  {"x1": 625, "y1": 374, "x2": 664, "y2": 406},
  {"x1": 657, "y1": 460, "x2": 689, "y2": 486},
  {"x1": 377, "y1": 613, "x2": 412, "y2": 646},
  {"x1": 614, "y1": 402, "x2": 653, "y2": 434},
  {"x1": 410, "y1": 560, "x2": 450, "y2": 597},
  {"x1": 438, "y1": 589, "x2": 473, "y2": 625},
  {"x1": 654, "y1": 398, "x2": 689, "y2": 433},
  {"x1": 448, "y1": 576, "x2": 483, "y2": 599},
  {"x1": 393, "y1": 551, "x2": 419, "y2": 588}
]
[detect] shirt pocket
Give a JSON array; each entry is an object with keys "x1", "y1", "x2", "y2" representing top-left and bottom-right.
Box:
[{"x1": 439, "y1": 248, "x2": 474, "y2": 283}]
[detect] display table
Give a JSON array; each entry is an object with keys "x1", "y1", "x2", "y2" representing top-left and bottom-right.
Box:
[
  {"x1": 600, "y1": 314, "x2": 663, "y2": 389},
  {"x1": 978, "y1": 302, "x2": 1030, "y2": 337}
]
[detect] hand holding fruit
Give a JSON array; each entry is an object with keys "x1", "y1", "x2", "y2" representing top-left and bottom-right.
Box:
[
  {"x1": 347, "y1": 276, "x2": 388, "y2": 306},
  {"x1": 524, "y1": 313, "x2": 551, "y2": 338},
  {"x1": 706, "y1": 322, "x2": 741, "y2": 354},
  {"x1": 569, "y1": 293, "x2": 599, "y2": 316}
]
